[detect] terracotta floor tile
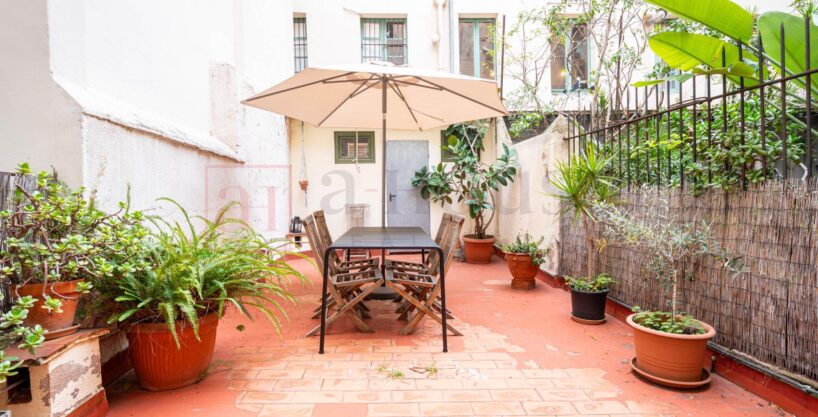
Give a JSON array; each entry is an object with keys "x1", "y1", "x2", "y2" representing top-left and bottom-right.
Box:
[
  {"x1": 572, "y1": 400, "x2": 631, "y2": 415},
  {"x1": 470, "y1": 401, "x2": 526, "y2": 416},
  {"x1": 469, "y1": 352, "x2": 514, "y2": 361},
  {"x1": 257, "y1": 404, "x2": 315, "y2": 417},
  {"x1": 256, "y1": 369, "x2": 305, "y2": 380},
  {"x1": 239, "y1": 391, "x2": 295, "y2": 404},
  {"x1": 414, "y1": 378, "x2": 462, "y2": 390},
  {"x1": 460, "y1": 379, "x2": 508, "y2": 389},
  {"x1": 226, "y1": 380, "x2": 276, "y2": 391},
  {"x1": 489, "y1": 388, "x2": 541, "y2": 401},
  {"x1": 419, "y1": 402, "x2": 474, "y2": 416},
  {"x1": 285, "y1": 361, "x2": 330, "y2": 370},
  {"x1": 521, "y1": 401, "x2": 578, "y2": 415},
  {"x1": 521, "y1": 368, "x2": 570, "y2": 378},
  {"x1": 290, "y1": 390, "x2": 344, "y2": 403},
  {"x1": 457, "y1": 360, "x2": 498, "y2": 369},
  {"x1": 321, "y1": 379, "x2": 370, "y2": 391},
  {"x1": 535, "y1": 388, "x2": 591, "y2": 401},
  {"x1": 442, "y1": 389, "x2": 491, "y2": 402},
  {"x1": 275, "y1": 379, "x2": 323, "y2": 391},
  {"x1": 369, "y1": 378, "x2": 417, "y2": 390},
  {"x1": 392, "y1": 389, "x2": 444, "y2": 403},
  {"x1": 368, "y1": 403, "x2": 421, "y2": 417},
  {"x1": 334, "y1": 345, "x2": 374, "y2": 353},
  {"x1": 329, "y1": 360, "x2": 372, "y2": 369},
  {"x1": 342, "y1": 390, "x2": 392, "y2": 403}
]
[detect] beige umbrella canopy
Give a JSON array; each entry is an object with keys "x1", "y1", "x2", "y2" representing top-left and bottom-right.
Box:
[{"x1": 242, "y1": 62, "x2": 508, "y2": 226}]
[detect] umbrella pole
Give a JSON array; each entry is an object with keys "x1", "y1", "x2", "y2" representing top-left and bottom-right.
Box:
[{"x1": 381, "y1": 77, "x2": 387, "y2": 228}]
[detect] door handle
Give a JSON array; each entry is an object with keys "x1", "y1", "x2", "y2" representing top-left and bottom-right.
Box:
[{"x1": 389, "y1": 193, "x2": 397, "y2": 202}]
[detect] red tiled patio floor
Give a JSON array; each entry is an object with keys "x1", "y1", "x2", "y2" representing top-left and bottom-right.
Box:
[{"x1": 106, "y1": 257, "x2": 791, "y2": 417}]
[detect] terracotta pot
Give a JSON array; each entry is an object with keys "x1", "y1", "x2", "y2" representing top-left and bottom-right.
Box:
[
  {"x1": 626, "y1": 313, "x2": 716, "y2": 384},
  {"x1": 463, "y1": 235, "x2": 495, "y2": 264},
  {"x1": 127, "y1": 313, "x2": 220, "y2": 391},
  {"x1": 570, "y1": 288, "x2": 608, "y2": 322},
  {"x1": 10, "y1": 279, "x2": 84, "y2": 338},
  {"x1": 505, "y1": 253, "x2": 538, "y2": 290}
]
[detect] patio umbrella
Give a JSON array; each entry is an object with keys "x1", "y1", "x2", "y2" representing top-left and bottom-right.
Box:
[{"x1": 241, "y1": 62, "x2": 507, "y2": 226}]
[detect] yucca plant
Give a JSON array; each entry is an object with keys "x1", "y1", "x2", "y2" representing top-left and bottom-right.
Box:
[
  {"x1": 550, "y1": 143, "x2": 617, "y2": 279},
  {"x1": 93, "y1": 199, "x2": 306, "y2": 347}
]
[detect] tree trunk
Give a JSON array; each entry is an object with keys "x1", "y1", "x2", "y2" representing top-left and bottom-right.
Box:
[{"x1": 583, "y1": 216, "x2": 596, "y2": 279}]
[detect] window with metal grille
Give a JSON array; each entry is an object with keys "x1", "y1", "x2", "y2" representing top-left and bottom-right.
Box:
[
  {"x1": 334, "y1": 131, "x2": 375, "y2": 163},
  {"x1": 459, "y1": 18, "x2": 496, "y2": 79},
  {"x1": 550, "y1": 23, "x2": 590, "y2": 92},
  {"x1": 361, "y1": 18, "x2": 407, "y2": 65},
  {"x1": 293, "y1": 17, "x2": 308, "y2": 73}
]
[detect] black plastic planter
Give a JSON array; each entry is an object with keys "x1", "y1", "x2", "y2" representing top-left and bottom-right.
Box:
[{"x1": 570, "y1": 288, "x2": 609, "y2": 324}]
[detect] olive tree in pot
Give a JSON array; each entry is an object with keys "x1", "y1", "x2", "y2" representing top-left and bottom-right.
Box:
[
  {"x1": 550, "y1": 144, "x2": 617, "y2": 322},
  {"x1": 92, "y1": 199, "x2": 305, "y2": 391},
  {"x1": 0, "y1": 164, "x2": 130, "y2": 339},
  {"x1": 502, "y1": 233, "x2": 549, "y2": 290},
  {"x1": 412, "y1": 121, "x2": 517, "y2": 264},
  {"x1": 594, "y1": 201, "x2": 744, "y2": 388}
]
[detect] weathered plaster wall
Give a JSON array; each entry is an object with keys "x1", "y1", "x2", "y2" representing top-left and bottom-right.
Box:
[
  {"x1": 496, "y1": 116, "x2": 570, "y2": 275},
  {"x1": 1, "y1": 0, "x2": 294, "y2": 237},
  {"x1": 0, "y1": 0, "x2": 84, "y2": 186}
]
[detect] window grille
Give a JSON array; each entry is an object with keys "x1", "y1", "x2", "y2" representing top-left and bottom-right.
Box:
[
  {"x1": 293, "y1": 17, "x2": 308, "y2": 73},
  {"x1": 361, "y1": 18, "x2": 407, "y2": 65}
]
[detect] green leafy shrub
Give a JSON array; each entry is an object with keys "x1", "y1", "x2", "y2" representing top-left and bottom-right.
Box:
[
  {"x1": 503, "y1": 233, "x2": 548, "y2": 265},
  {"x1": 92, "y1": 199, "x2": 306, "y2": 347},
  {"x1": 565, "y1": 273, "x2": 615, "y2": 292},
  {"x1": 594, "y1": 201, "x2": 745, "y2": 335},
  {"x1": 412, "y1": 121, "x2": 517, "y2": 239},
  {"x1": 631, "y1": 308, "x2": 705, "y2": 335}
]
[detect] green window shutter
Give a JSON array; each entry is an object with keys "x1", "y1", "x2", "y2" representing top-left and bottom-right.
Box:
[{"x1": 334, "y1": 131, "x2": 376, "y2": 164}]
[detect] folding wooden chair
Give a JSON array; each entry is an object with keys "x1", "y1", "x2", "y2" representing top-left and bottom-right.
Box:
[
  {"x1": 385, "y1": 214, "x2": 464, "y2": 336},
  {"x1": 304, "y1": 214, "x2": 384, "y2": 336},
  {"x1": 384, "y1": 213, "x2": 453, "y2": 274},
  {"x1": 314, "y1": 210, "x2": 378, "y2": 272}
]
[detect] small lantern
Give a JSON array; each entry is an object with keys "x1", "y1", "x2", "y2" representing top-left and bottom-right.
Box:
[{"x1": 290, "y1": 216, "x2": 303, "y2": 234}]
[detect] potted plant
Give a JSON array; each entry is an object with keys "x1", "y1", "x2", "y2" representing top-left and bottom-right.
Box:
[
  {"x1": 92, "y1": 199, "x2": 305, "y2": 391},
  {"x1": 550, "y1": 143, "x2": 617, "y2": 321},
  {"x1": 502, "y1": 233, "x2": 548, "y2": 290},
  {"x1": 0, "y1": 164, "x2": 123, "y2": 338},
  {"x1": 412, "y1": 121, "x2": 517, "y2": 264},
  {"x1": 565, "y1": 274, "x2": 616, "y2": 324},
  {"x1": 594, "y1": 201, "x2": 744, "y2": 388},
  {"x1": 0, "y1": 296, "x2": 48, "y2": 385}
]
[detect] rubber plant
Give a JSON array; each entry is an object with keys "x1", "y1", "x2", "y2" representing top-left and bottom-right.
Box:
[{"x1": 412, "y1": 121, "x2": 518, "y2": 240}]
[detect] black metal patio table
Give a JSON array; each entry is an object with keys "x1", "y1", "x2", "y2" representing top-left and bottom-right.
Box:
[{"x1": 318, "y1": 227, "x2": 448, "y2": 354}]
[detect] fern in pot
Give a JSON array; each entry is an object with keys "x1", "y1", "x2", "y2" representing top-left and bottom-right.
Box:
[
  {"x1": 92, "y1": 199, "x2": 305, "y2": 391},
  {"x1": 594, "y1": 201, "x2": 744, "y2": 388},
  {"x1": 502, "y1": 233, "x2": 548, "y2": 290}
]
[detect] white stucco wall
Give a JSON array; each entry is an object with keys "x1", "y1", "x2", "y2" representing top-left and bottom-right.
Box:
[{"x1": 1, "y1": 0, "x2": 294, "y2": 237}]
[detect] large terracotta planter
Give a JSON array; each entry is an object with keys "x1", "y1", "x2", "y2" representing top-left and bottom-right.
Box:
[
  {"x1": 10, "y1": 279, "x2": 84, "y2": 339},
  {"x1": 127, "y1": 313, "x2": 220, "y2": 391},
  {"x1": 463, "y1": 235, "x2": 495, "y2": 264},
  {"x1": 627, "y1": 313, "x2": 715, "y2": 387},
  {"x1": 505, "y1": 253, "x2": 538, "y2": 290}
]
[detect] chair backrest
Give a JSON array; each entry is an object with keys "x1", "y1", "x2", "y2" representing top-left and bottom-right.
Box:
[
  {"x1": 302, "y1": 214, "x2": 326, "y2": 273},
  {"x1": 313, "y1": 210, "x2": 344, "y2": 271},
  {"x1": 426, "y1": 213, "x2": 464, "y2": 276},
  {"x1": 440, "y1": 214, "x2": 465, "y2": 277},
  {"x1": 423, "y1": 213, "x2": 453, "y2": 271}
]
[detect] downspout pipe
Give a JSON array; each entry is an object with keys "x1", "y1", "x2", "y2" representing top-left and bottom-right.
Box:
[{"x1": 448, "y1": 0, "x2": 455, "y2": 72}]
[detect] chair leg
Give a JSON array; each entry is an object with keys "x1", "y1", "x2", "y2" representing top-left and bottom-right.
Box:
[
  {"x1": 389, "y1": 283, "x2": 462, "y2": 336},
  {"x1": 306, "y1": 282, "x2": 381, "y2": 336}
]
